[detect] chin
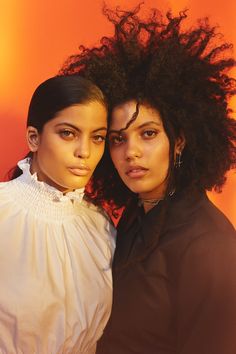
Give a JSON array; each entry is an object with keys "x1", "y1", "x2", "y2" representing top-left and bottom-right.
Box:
[
  {"x1": 64, "y1": 177, "x2": 89, "y2": 191},
  {"x1": 128, "y1": 187, "x2": 145, "y2": 194},
  {"x1": 125, "y1": 182, "x2": 148, "y2": 195}
]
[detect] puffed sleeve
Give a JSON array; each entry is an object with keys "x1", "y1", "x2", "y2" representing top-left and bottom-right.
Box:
[{"x1": 176, "y1": 229, "x2": 236, "y2": 354}]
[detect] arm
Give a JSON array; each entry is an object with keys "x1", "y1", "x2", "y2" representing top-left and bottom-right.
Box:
[{"x1": 177, "y1": 229, "x2": 236, "y2": 354}]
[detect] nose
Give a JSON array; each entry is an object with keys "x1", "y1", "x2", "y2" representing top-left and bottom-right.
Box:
[
  {"x1": 74, "y1": 136, "x2": 90, "y2": 159},
  {"x1": 125, "y1": 137, "x2": 142, "y2": 160}
]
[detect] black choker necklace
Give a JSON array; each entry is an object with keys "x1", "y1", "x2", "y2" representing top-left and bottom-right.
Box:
[
  {"x1": 139, "y1": 197, "x2": 163, "y2": 206},
  {"x1": 138, "y1": 190, "x2": 175, "y2": 207}
]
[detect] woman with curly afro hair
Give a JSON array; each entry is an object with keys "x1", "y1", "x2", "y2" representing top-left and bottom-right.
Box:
[{"x1": 60, "y1": 4, "x2": 236, "y2": 354}]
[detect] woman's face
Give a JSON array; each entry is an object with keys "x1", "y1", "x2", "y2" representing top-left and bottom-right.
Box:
[
  {"x1": 27, "y1": 101, "x2": 107, "y2": 193},
  {"x1": 109, "y1": 100, "x2": 180, "y2": 200}
]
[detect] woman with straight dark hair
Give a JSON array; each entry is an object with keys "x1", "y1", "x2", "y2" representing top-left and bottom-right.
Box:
[
  {"x1": 61, "y1": 5, "x2": 236, "y2": 353},
  {"x1": 0, "y1": 75, "x2": 115, "y2": 354}
]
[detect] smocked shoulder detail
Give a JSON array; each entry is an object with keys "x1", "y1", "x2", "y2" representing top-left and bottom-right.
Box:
[{"x1": 1, "y1": 158, "x2": 86, "y2": 220}]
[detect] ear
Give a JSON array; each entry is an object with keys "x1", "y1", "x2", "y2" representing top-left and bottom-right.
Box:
[
  {"x1": 175, "y1": 132, "x2": 186, "y2": 154},
  {"x1": 26, "y1": 126, "x2": 40, "y2": 152}
]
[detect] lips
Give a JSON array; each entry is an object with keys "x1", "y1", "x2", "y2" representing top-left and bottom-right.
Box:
[
  {"x1": 68, "y1": 166, "x2": 90, "y2": 177},
  {"x1": 126, "y1": 166, "x2": 148, "y2": 178}
]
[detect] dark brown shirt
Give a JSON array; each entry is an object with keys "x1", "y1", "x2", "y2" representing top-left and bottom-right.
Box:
[{"x1": 97, "y1": 191, "x2": 236, "y2": 354}]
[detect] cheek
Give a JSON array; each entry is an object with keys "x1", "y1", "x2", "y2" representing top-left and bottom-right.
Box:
[
  {"x1": 36, "y1": 141, "x2": 67, "y2": 172},
  {"x1": 91, "y1": 146, "x2": 105, "y2": 166},
  {"x1": 110, "y1": 149, "x2": 122, "y2": 170},
  {"x1": 148, "y1": 140, "x2": 170, "y2": 168},
  {"x1": 37, "y1": 136, "x2": 60, "y2": 155}
]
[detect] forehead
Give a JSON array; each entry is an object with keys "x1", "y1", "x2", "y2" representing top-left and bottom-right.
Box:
[
  {"x1": 47, "y1": 102, "x2": 107, "y2": 128},
  {"x1": 111, "y1": 101, "x2": 163, "y2": 130}
]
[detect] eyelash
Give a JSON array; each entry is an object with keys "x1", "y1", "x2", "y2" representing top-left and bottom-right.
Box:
[
  {"x1": 109, "y1": 129, "x2": 158, "y2": 146},
  {"x1": 142, "y1": 130, "x2": 158, "y2": 138},
  {"x1": 93, "y1": 135, "x2": 106, "y2": 144},
  {"x1": 58, "y1": 130, "x2": 106, "y2": 143},
  {"x1": 59, "y1": 129, "x2": 75, "y2": 139},
  {"x1": 109, "y1": 135, "x2": 124, "y2": 146}
]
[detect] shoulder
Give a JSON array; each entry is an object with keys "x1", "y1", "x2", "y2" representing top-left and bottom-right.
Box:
[
  {"x1": 199, "y1": 194, "x2": 235, "y2": 232},
  {"x1": 166, "y1": 191, "x2": 235, "y2": 246},
  {"x1": 184, "y1": 196, "x2": 235, "y2": 251},
  {"x1": 0, "y1": 179, "x2": 17, "y2": 200},
  {"x1": 158, "y1": 192, "x2": 236, "y2": 275},
  {"x1": 0, "y1": 180, "x2": 11, "y2": 189},
  {"x1": 175, "y1": 198, "x2": 236, "y2": 285},
  {"x1": 0, "y1": 179, "x2": 22, "y2": 224}
]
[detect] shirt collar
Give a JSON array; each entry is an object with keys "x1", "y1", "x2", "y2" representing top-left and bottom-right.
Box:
[{"x1": 18, "y1": 158, "x2": 85, "y2": 203}]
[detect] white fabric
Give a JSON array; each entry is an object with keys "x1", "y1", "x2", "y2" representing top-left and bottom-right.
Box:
[{"x1": 0, "y1": 159, "x2": 116, "y2": 354}]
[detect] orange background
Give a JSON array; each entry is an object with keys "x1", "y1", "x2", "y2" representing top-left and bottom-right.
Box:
[{"x1": 0, "y1": 0, "x2": 235, "y2": 226}]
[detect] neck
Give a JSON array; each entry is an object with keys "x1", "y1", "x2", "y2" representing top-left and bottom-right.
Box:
[
  {"x1": 139, "y1": 190, "x2": 175, "y2": 213},
  {"x1": 139, "y1": 196, "x2": 163, "y2": 213}
]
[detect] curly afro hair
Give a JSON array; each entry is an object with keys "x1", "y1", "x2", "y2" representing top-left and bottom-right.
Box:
[{"x1": 60, "y1": 4, "x2": 236, "y2": 213}]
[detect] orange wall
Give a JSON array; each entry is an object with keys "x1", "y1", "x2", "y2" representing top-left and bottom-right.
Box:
[{"x1": 0, "y1": 0, "x2": 235, "y2": 226}]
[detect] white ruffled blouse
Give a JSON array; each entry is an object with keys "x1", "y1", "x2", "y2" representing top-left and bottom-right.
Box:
[{"x1": 0, "y1": 159, "x2": 116, "y2": 354}]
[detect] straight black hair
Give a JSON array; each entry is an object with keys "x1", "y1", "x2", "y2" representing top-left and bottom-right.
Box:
[
  {"x1": 27, "y1": 75, "x2": 107, "y2": 131},
  {"x1": 9, "y1": 75, "x2": 107, "y2": 180}
]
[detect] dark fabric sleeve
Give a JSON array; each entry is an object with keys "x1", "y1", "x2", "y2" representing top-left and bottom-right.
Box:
[{"x1": 176, "y1": 230, "x2": 236, "y2": 354}]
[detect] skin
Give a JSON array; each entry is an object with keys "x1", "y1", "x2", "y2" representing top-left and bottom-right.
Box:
[
  {"x1": 109, "y1": 100, "x2": 184, "y2": 212},
  {"x1": 27, "y1": 101, "x2": 107, "y2": 193}
]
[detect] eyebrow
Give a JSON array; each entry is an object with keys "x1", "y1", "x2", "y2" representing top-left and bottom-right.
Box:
[
  {"x1": 109, "y1": 120, "x2": 162, "y2": 134},
  {"x1": 55, "y1": 122, "x2": 107, "y2": 133}
]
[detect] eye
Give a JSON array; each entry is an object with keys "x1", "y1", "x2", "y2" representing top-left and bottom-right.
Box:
[
  {"x1": 93, "y1": 135, "x2": 106, "y2": 144},
  {"x1": 58, "y1": 129, "x2": 75, "y2": 140},
  {"x1": 109, "y1": 134, "x2": 125, "y2": 146},
  {"x1": 142, "y1": 129, "x2": 158, "y2": 139}
]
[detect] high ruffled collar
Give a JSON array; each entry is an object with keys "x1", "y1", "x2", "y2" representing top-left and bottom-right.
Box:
[{"x1": 18, "y1": 158, "x2": 85, "y2": 203}]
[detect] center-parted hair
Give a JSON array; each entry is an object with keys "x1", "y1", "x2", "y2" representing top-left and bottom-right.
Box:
[
  {"x1": 27, "y1": 75, "x2": 107, "y2": 132},
  {"x1": 60, "y1": 4, "x2": 236, "y2": 212}
]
